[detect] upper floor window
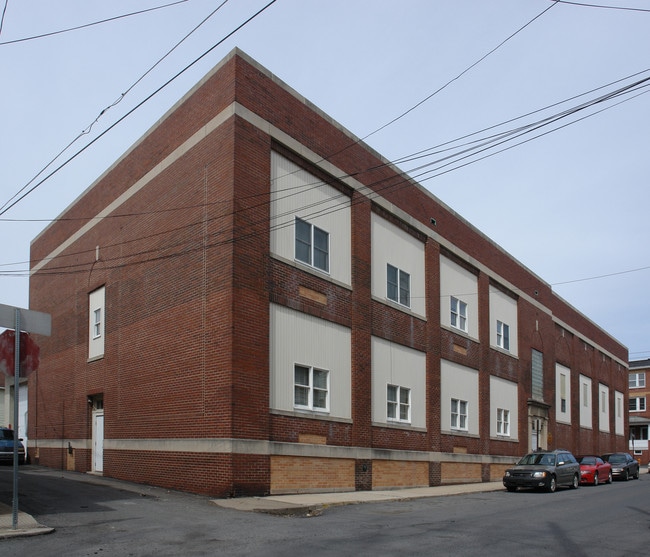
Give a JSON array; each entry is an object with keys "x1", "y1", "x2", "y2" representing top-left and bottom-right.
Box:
[
  {"x1": 496, "y1": 321, "x2": 510, "y2": 351},
  {"x1": 629, "y1": 397, "x2": 646, "y2": 412},
  {"x1": 294, "y1": 364, "x2": 329, "y2": 412},
  {"x1": 88, "y1": 286, "x2": 105, "y2": 360},
  {"x1": 295, "y1": 217, "x2": 329, "y2": 272},
  {"x1": 630, "y1": 372, "x2": 646, "y2": 389},
  {"x1": 93, "y1": 308, "x2": 102, "y2": 339},
  {"x1": 387, "y1": 264, "x2": 410, "y2": 307},
  {"x1": 450, "y1": 297, "x2": 468, "y2": 332},
  {"x1": 451, "y1": 398, "x2": 468, "y2": 431},
  {"x1": 531, "y1": 349, "x2": 543, "y2": 401},
  {"x1": 387, "y1": 384, "x2": 411, "y2": 423}
]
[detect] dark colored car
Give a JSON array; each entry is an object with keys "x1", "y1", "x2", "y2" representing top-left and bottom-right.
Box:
[
  {"x1": 578, "y1": 455, "x2": 612, "y2": 485},
  {"x1": 503, "y1": 449, "x2": 580, "y2": 493},
  {"x1": 0, "y1": 427, "x2": 25, "y2": 464},
  {"x1": 601, "y1": 452, "x2": 640, "y2": 481}
]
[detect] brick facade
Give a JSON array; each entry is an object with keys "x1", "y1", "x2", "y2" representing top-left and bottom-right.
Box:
[{"x1": 28, "y1": 49, "x2": 628, "y2": 497}]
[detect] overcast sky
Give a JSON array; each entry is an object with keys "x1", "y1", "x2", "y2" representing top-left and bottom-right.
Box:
[{"x1": 1, "y1": 0, "x2": 648, "y2": 359}]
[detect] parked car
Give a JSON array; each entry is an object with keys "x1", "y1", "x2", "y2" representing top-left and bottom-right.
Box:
[
  {"x1": 503, "y1": 449, "x2": 580, "y2": 493},
  {"x1": 0, "y1": 427, "x2": 25, "y2": 464},
  {"x1": 578, "y1": 455, "x2": 612, "y2": 485},
  {"x1": 601, "y1": 452, "x2": 640, "y2": 481}
]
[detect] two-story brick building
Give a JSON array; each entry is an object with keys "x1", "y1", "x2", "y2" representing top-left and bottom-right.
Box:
[{"x1": 27, "y1": 49, "x2": 628, "y2": 497}]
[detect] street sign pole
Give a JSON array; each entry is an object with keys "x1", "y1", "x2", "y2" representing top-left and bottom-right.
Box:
[{"x1": 0, "y1": 302, "x2": 51, "y2": 530}]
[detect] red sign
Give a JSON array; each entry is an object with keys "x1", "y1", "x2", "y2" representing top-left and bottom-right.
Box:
[{"x1": 0, "y1": 330, "x2": 40, "y2": 377}]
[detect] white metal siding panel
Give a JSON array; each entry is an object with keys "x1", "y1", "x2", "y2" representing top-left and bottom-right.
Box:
[
  {"x1": 489, "y1": 376, "x2": 518, "y2": 440},
  {"x1": 555, "y1": 363, "x2": 571, "y2": 424},
  {"x1": 488, "y1": 285, "x2": 518, "y2": 357},
  {"x1": 269, "y1": 303, "x2": 351, "y2": 418},
  {"x1": 440, "y1": 256, "x2": 479, "y2": 340},
  {"x1": 371, "y1": 336, "x2": 426, "y2": 428},
  {"x1": 599, "y1": 384, "x2": 610, "y2": 432},
  {"x1": 88, "y1": 286, "x2": 105, "y2": 360},
  {"x1": 370, "y1": 213, "x2": 426, "y2": 319},
  {"x1": 440, "y1": 359, "x2": 479, "y2": 435},
  {"x1": 579, "y1": 375, "x2": 592, "y2": 429},
  {"x1": 614, "y1": 390, "x2": 624, "y2": 435},
  {"x1": 270, "y1": 152, "x2": 351, "y2": 285}
]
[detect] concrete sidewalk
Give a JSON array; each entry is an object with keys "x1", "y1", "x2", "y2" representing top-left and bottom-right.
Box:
[
  {"x1": 212, "y1": 481, "x2": 505, "y2": 514},
  {"x1": 0, "y1": 502, "x2": 54, "y2": 539}
]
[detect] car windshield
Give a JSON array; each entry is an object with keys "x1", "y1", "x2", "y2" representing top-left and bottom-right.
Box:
[
  {"x1": 606, "y1": 455, "x2": 625, "y2": 464},
  {"x1": 579, "y1": 456, "x2": 596, "y2": 465},
  {"x1": 518, "y1": 453, "x2": 556, "y2": 466},
  {"x1": 0, "y1": 430, "x2": 15, "y2": 440}
]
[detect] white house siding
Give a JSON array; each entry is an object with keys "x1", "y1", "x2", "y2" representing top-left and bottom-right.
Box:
[
  {"x1": 440, "y1": 359, "x2": 479, "y2": 435},
  {"x1": 269, "y1": 303, "x2": 351, "y2": 419},
  {"x1": 440, "y1": 256, "x2": 479, "y2": 340},
  {"x1": 488, "y1": 285, "x2": 518, "y2": 357},
  {"x1": 371, "y1": 336, "x2": 427, "y2": 428},
  {"x1": 489, "y1": 376, "x2": 518, "y2": 441}
]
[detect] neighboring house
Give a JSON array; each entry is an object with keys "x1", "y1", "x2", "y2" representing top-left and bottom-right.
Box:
[
  {"x1": 28, "y1": 49, "x2": 628, "y2": 497},
  {"x1": 629, "y1": 359, "x2": 650, "y2": 465}
]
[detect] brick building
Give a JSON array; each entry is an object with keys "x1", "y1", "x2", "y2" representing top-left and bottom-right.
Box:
[
  {"x1": 28, "y1": 49, "x2": 628, "y2": 497},
  {"x1": 629, "y1": 359, "x2": 649, "y2": 465}
]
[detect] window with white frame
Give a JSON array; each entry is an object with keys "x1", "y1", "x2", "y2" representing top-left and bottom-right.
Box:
[
  {"x1": 496, "y1": 408, "x2": 510, "y2": 436},
  {"x1": 560, "y1": 373, "x2": 567, "y2": 413},
  {"x1": 88, "y1": 286, "x2": 105, "y2": 360},
  {"x1": 451, "y1": 398, "x2": 468, "y2": 431},
  {"x1": 630, "y1": 372, "x2": 646, "y2": 389},
  {"x1": 629, "y1": 397, "x2": 646, "y2": 412},
  {"x1": 579, "y1": 375, "x2": 592, "y2": 428},
  {"x1": 294, "y1": 364, "x2": 329, "y2": 412},
  {"x1": 496, "y1": 321, "x2": 510, "y2": 351},
  {"x1": 387, "y1": 384, "x2": 411, "y2": 423},
  {"x1": 555, "y1": 364, "x2": 571, "y2": 425},
  {"x1": 387, "y1": 264, "x2": 410, "y2": 307},
  {"x1": 295, "y1": 217, "x2": 329, "y2": 272},
  {"x1": 531, "y1": 349, "x2": 543, "y2": 401},
  {"x1": 450, "y1": 297, "x2": 468, "y2": 332}
]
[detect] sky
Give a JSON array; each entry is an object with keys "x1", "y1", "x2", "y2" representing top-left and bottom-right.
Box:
[{"x1": 1, "y1": 0, "x2": 649, "y2": 359}]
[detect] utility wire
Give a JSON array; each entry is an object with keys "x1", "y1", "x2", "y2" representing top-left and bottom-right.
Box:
[
  {"x1": 0, "y1": 0, "x2": 191, "y2": 46},
  {"x1": 0, "y1": 0, "x2": 8, "y2": 36},
  {"x1": 550, "y1": 0, "x2": 650, "y2": 13},
  {"x1": 0, "y1": 0, "x2": 231, "y2": 214}
]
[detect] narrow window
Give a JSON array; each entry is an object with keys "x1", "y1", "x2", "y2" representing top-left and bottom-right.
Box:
[
  {"x1": 496, "y1": 320, "x2": 510, "y2": 351},
  {"x1": 531, "y1": 349, "x2": 543, "y2": 401},
  {"x1": 387, "y1": 384, "x2": 411, "y2": 423},
  {"x1": 295, "y1": 217, "x2": 329, "y2": 272},
  {"x1": 497, "y1": 408, "x2": 510, "y2": 436},
  {"x1": 387, "y1": 264, "x2": 410, "y2": 307},
  {"x1": 294, "y1": 364, "x2": 329, "y2": 411},
  {"x1": 450, "y1": 297, "x2": 467, "y2": 332},
  {"x1": 451, "y1": 398, "x2": 468, "y2": 431},
  {"x1": 560, "y1": 373, "x2": 567, "y2": 413},
  {"x1": 93, "y1": 308, "x2": 102, "y2": 339}
]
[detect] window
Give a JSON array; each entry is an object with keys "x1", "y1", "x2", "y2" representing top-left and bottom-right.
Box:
[
  {"x1": 450, "y1": 297, "x2": 467, "y2": 332},
  {"x1": 93, "y1": 308, "x2": 102, "y2": 339},
  {"x1": 295, "y1": 217, "x2": 329, "y2": 272},
  {"x1": 451, "y1": 398, "x2": 468, "y2": 431},
  {"x1": 583, "y1": 383, "x2": 589, "y2": 407},
  {"x1": 387, "y1": 264, "x2": 410, "y2": 307},
  {"x1": 294, "y1": 365, "x2": 329, "y2": 411},
  {"x1": 531, "y1": 349, "x2": 543, "y2": 401},
  {"x1": 630, "y1": 372, "x2": 646, "y2": 389},
  {"x1": 496, "y1": 321, "x2": 510, "y2": 351},
  {"x1": 629, "y1": 397, "x2": 646, "y2": 412},
  {"x1": 560, "y1": 373, "x2": 567, "y2": 413},
  {"x1": 387, "y1": 384, "x2": 410, "y2": 423},
  {"x1": 496, "y1": 408, "x2": 510, "y2": 436}
]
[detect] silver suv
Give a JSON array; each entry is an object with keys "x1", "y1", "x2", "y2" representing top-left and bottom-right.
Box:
[{"x1": 503, "y1": 449, "x2": 580, "y2": 493}]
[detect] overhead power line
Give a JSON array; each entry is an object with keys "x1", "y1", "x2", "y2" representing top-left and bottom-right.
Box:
[
  {"x1": 0, "y1": 0, "x2": 191, "y2": 46},
  {"x1": 550, "y1": 0, "x2": 650, "y2": 13}
]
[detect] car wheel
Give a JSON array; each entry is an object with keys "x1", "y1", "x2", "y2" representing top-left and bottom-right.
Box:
[
  {"x1": 634, "y1": 469, "x2": 639, "y2": 479},
  {"x1": 607, "y1": 471, "x2": 612, "y2": 484},
  {"x1": 571, "y1": 474, "x2": 579, "y2": 489},
  {"x1": 623, "y1": 470, "x2": 629, "y2": 481},
  {"x1": 593, "y1": 473, "x2": 599, "y2": 486},
  {"x1": 506, "y1": 486, "x2": 517, "y2": 493},
  {"x1": 547, "y1": 476, "x2": 557, "y2": 493}
]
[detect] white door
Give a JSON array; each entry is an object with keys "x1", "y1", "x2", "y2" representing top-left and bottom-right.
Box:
[{"x1": 92, "y1": 411, "x2": 104, "y2": 473}]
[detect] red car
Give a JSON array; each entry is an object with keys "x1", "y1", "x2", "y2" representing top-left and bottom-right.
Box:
[{"x1": 578, "y1": 455, "x2": 612, "y2": 485}]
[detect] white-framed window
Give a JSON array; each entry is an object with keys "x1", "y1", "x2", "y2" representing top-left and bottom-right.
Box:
[
  {"x1": 555, "y1": 364, "x2": 571, "y2": 425},
  {"x1": 496, "y1": 321, "x2": 510, "y2": 351},
  {"x1": 560, "y1": 373, "x2": 567, "y2": 413},
  {"x1": 451, "y1": 398, "x2": 468, "y2": 431},
  {"x1": 450, "y1": 297, "x2": 468, "y2": 332},
  {"x1": 294, "y1": 364, "x2": 329, "y2": 412},
  {"x1": 629, "y1": 397, "x2": 646, "y2": 412},
  {"x1": 496, "y1": 408, "x2": 510, "y2": 436},
  {"x1": 531, "y1": 349, "x2": 543, "y2": 401},
  {"x1": 387, "y1": 384, "x2": 411, "y2": 423},
  {"x1": 579, "y1": 375, "x2": 592, "y2": 429},
  {"x1": 295, "y1": 217, "x2": 329, "y2": 272},
  {"x1": 387, "y1": 264, "x2": 410, "y2": 307},
  {"x1": 630, "y1": 372, "x2": 646, "y2": 389},
  {"x1": 88, "y1": 286, "x2": 105, "y2": 360}
]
